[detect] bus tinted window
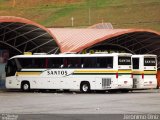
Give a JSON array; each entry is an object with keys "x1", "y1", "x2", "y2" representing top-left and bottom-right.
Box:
[
  {"x1": 48, "y1": 58, "x2": 63, "y2": 68},
  {"x1": 133, "y1": 58, "x2": 139, "y2": 69},
  {"x1": 64, "y1": 57, "x2": 81, "y2": 68},
  {"x1": 97, "y1": 57, "x2": 113, "y2": 68},
  {"x1": 18, "y1": 58, "x2": 46, "y2": 68},
  {"x1": 118, "y1": 57, "x2": 131, "y2": 65},
  {"x1": 48, "y1": 57, "x2": 113, "y2": 69},
  {"x1": 16, "y1": 56, "x2": 114, "y2": 69},
  {"x1": 144, "y1": 58, "x2": 156, "y2": 66},
  {"x1": 81, "y1": 57, "x2": 96, "y2": 68}
]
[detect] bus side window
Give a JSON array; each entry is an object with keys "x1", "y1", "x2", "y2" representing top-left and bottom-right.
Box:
[
  {"x1": 74, "y1": 64, "x2": 78, "y2": 68},
  {"x1": 107, "y1": 64, "x2": 112, "y2": 69},
  {"x1": 68, "y1": 64, "x2": 72, "y2": 68},
  {"x1": 97, "y1": 57, "x2": 113, "y2": 68},
  {"x1": 81, "y1": 64, "x2": 84, "y2": 68},
  {"x1": 97, "y1": 63, "x2": 100, "y2": 68},
  {"x1": 133, "y1": 58, "x2": 139, "y2": 69},
  {"x1": 64, "y1": 57, "x2": 81, "y2": 68},
  {"x1": 48, "y1": 58, "x2": 63, "y2": 68},
  {"x1": 32, "y1": 58, "x2": 46, "y2": 68},
  {"x1": 60, "y1": 64, "x2": 64, "y2": 68},
  {"x1": 81, "y1": 57, "x2": 96, "y2": 68}
]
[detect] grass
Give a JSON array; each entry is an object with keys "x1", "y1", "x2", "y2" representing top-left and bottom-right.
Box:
[{"x1": 0, "y1": 0, "x2": 159, "y2": 31}]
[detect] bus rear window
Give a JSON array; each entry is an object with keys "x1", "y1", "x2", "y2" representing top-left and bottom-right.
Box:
[
  {"x1": 144, "y1": 58, "x2": 156, "y2": 66},
  {"x1": 118, "y1": 57, "x2": 131, "y2": 65}
]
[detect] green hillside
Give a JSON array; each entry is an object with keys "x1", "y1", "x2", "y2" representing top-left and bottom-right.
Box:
[{"x1": 0, "y1": 0, "x2": 160, "y2": 31}]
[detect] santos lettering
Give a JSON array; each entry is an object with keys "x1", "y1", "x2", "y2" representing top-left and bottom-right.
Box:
[{"x1": 47, "y1": 70, "x2": 68, "y2": 76}]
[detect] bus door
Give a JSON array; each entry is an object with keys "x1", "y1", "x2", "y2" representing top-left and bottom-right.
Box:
[{"x1": 132, "y1": 57, "x2": 140, "y2": 89}]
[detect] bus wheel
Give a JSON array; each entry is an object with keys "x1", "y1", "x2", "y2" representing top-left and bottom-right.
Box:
[
  {"x1": 21, "y1": 82, "x2": 30, "y2": 92},
  {"x1": 80, "y1": 82, "x2": 90, "y2": 93}
]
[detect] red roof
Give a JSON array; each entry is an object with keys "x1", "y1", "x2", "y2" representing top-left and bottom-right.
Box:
[
  {"x1": 0, "y1": 16, "x2": 160, "y2": 53},
  {"x1": 48, "y1": 28, "x2": 160, "y2": 53},
  {"x1": 0, "y1": 16, "x2": 60, "y2": 49},
  {"x1": 0, "y1": 16, "x2": 48, "y2": 32}
]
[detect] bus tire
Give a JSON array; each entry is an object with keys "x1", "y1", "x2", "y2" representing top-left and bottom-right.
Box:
[
  {"x1": 80, "y1": 82, "x2": 90, "y2": 93},
  {"x1": 21, "y1": 81, "x2": 30, "y2": 92}
]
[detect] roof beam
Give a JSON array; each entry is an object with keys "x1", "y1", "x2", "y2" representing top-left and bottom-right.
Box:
[
  {"x1": 0, "y1": 22, "x2": 16, "y2": 30},
  {"x1": 0, "y1": 23, "x2": 28, "y2": 37},
  {"x1": 0, "y1": 41, "x2": 22, "y2": 53},
  {"x1": 2, "y1": 25, "x2": 39, "y2": 50},
  {"x1": 28, "y1": 39, "x2": 53, "y2": 52},
  {"x1": 16, "y1": 32, "x2": 48, "y2": 47},
  {"x1": 147, "y1": 47, "x2": 160, "y2": 54},
  {"x1": 47, "y1": 47, "x2": 59, "y2": 54},
  {"x1": 5, "y1": 27, "x2": 41, "y2": 42},
  {"x1": 134, "y1": 38, "x2": 160, "y2": 52}
]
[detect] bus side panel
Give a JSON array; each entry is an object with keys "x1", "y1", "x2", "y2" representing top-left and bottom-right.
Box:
[
  {"x1": 16, "y1": 76, "x2": 55, "y2": 89},
  {"x1": 6, "y1": 76, "x2": 21, "y2": 89},
  {"x1": 50, "y1": 77, "x2": 80, "y2": 90},
  {"x1": 116, "y1": 75, "x2": 133, "y2": 89},
  {"x1": 133, "y1": 75, "x2": 157, "y2": 89},
  {"x1": 143, "y1": 75, "x2": 157, "y2": 89}
]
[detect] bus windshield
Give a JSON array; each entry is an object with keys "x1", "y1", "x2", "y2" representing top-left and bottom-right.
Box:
[
  {"x1": 118, "y1": 57, "x2": 131, "y2": 65},
  {"x1": 5, "y1": 59, "x2": 17, "y2": 77},
  {"x1": 144, "y1": 58, "x2": 156, "y2": 66}
]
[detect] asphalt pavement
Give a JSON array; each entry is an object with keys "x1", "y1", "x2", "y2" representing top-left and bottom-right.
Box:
[{"x1": 0, "y1": 89, "x2": 159, "y2": 114}]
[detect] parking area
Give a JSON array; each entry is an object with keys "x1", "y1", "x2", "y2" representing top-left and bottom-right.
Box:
[{"x1": 0, "y1": 89, "x2": 160, "y2": 114}]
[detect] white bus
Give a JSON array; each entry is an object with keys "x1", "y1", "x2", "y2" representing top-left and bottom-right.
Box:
[
  {"x1": 5, "y1": 53, "x2": 133, "y2": 93},
  {"x1": 132, "y1": 54, "x2": 157, "y2": 89}
]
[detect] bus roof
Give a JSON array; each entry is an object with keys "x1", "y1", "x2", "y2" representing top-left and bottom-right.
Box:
[
  {"x1": 132, "y1": 54, "x2": 157, "y2": 58},
  {"x1": 9, "y1": 53, "x2": 132, "y2": 60}
]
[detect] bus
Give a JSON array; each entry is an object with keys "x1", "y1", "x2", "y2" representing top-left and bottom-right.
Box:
[
  {"x1": 5, "y1": 53, "x2": 133, "y2": 93},
  {"x1": 132, "y1": 54, "x2": 157, "y2": 89}
]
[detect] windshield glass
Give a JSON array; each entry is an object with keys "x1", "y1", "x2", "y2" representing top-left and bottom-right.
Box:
[
  {"x1": 144, "y1": 58, "x2": 156, "y2": 66},
  {"x1": 6, "y1": 59, "x2": 17, "y2": 77},
  {"x1": 118, "y1": 57, "x2": 131, "y2": 65}
]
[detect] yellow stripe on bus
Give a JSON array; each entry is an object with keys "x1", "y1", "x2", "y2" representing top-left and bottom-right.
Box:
[
  {"x1": 118, "y1": 70, "x2": 132, "y2": 73},
  {"x1": 74, "y1": 70, "x2": 132, "y2": 73},
  {"x1": 132, "y1": 71, "x2": 157, "y2": 74},
  {"x1": 16, "y1": 69, "x2": 132, "y2": 76},
  {"x1": 16, "y1": 72, "x2": 42, "y2": 76}
]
